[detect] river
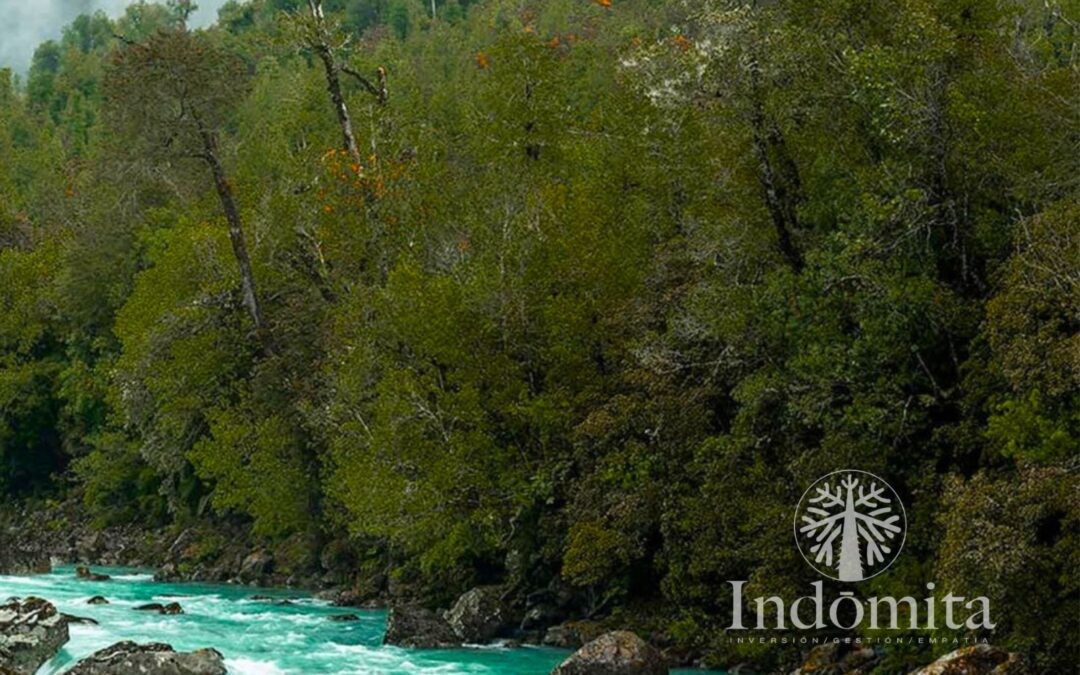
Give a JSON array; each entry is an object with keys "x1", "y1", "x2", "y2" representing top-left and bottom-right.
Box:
[{"x1": 1, "y1": 566, "x2": 717, "y2": 674}]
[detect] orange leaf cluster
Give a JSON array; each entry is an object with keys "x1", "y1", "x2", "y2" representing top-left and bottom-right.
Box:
[{"x1": 318, "y1": 147, "x2": 411, "y2": 212}]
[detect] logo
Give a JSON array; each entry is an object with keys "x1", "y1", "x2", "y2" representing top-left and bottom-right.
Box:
[
  {"x1": 794, "y1": 470, "x2": 905, "y2": 582},
  {"x1": 726, "y1": 469, "x2": 993, "y2": 632}
]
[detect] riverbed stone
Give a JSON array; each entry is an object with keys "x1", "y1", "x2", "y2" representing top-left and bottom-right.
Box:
[
  {"x1": 327, "y1": 589, "x2": 363, "y2": 606},
  {"x1": 75, "y1": 566, "x2": 111, "y2": 582},
  {"x1": 543, "y1": 624, "x2": 581, "y2": 649},
  {"x1": 66, "y1": 641, "x2": 227, "y2": 675},
  {"x1": 445, "y1": 586, "x2": 510, "y2": 643},
  {"x1": 0, "y1": 597, "x2": 71, "y2": 675},
  {"x1": 328, "y1": 613, "x2": 360, "y2": 622},
  {"x1": 133, "y1": 602, "x2": 184, "y2": 615},
  {"x1": 383, "y1": 605, "x2": 459, "y2": 648},
  {"x1": 551, "y1": 631, "x2": 666, "y2": 675},
  {"x1": 87, "y1": 596, "x2": 109, "y2": 605},
  {"x1": 542, "y1": 620, "x2": 603, "y2": 650},
  {"x1": 908, "y1": 644, "x2": 1028, "y2": 675}
]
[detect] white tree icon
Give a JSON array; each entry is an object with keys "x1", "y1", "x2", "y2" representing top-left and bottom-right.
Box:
[{"x1": 797, "y1": 473, "x2": 903, "y2": 581}]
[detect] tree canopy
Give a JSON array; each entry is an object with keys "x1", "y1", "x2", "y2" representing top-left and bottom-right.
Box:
[{"x1": 0, "y1": 0, "x2": 1076, "y2": 671}]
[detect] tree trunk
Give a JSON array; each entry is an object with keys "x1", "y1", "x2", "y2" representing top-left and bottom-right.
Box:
[
  {"x1": 750, "y1": 112, "x2": 804, "y2": 272},
  {"x1": 315, "y1": 44, "x2": 362, "y2": 165},
  {"x1": 307, "y1": 0, "x2": 362, "y2": 165},
  {"x1": 747, "y1": 63, "x2": 804, "y2": 273},
  {"x1": 200, "y1": 130, "x2": 265, "y2": 335},
  {"x1": 837, "y1": 489, "x2": 863, "y2": 581}
]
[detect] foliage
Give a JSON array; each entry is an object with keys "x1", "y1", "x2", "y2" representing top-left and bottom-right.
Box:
[{"x1": 0, "y1": 0, "x2": 1076, "y2": 671}]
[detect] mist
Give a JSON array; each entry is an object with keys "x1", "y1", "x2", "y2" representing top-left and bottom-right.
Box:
[{"x1": 0, "y1": 0, "x2": 230, "y2": 74}]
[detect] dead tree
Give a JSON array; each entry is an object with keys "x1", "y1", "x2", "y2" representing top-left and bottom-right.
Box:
[{"x1": 299, "y1": 0, "x2": 388, "y2": 164}]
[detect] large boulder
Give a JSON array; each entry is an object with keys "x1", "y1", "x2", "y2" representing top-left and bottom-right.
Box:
[
  {"x1": 319, "y1": 588, "x2": 363, "y2": 606},
  {"x1": 551, "y1": 631, "x2": 666, "y2": 675},
  {"x1": 237, "y1": 550, "x2": 274, "y2": 584},
  {"x1": 445, "y1": 586, "x2": 510, "y2": 643},
  {"x1": 543, "y1": 624, "x2": 582, "y2": 649},
  {"x1": 0, "y1": 597, "x2": 71, "y2": 675},
  {"x1": 75, "y1": 566, "x2": 111, "y2": 582},
  {"x1": 908, "y1": 645, "x2": 1028, "y2": 675},
  {"x1": 542, "y1": 621, "x2": 604, "y2": 650},
  {"x1": 382, "y1": 605, "x2": 459, "y2": 648},
  {"x1": 66, "y1": 641, "x2": 226, "y2": 675}
]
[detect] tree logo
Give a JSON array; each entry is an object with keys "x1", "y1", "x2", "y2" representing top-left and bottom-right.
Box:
[{"x1": 794, "y1": 470, "x2": 906, "y2": 581}]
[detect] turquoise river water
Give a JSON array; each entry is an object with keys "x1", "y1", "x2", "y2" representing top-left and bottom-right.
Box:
[{"x1": 0, "y1": 566, "x2": 718, "y2": 674}]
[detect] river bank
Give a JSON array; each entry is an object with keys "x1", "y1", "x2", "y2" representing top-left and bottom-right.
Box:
[
  {"x1": 0, "y1": 499, "x2": 710, "y2": 669},
  {"x1": 0, "y1": 566, "x2": 573, "y2": 674},
  {"x1": 0, "y1": 501, "x2": 346, "y2": 591},
  {"x1": 0, "y1": 504, "x2": 1036, "y2": 675},
  {"x1": 0, "y1": 568, "x2": 1036, "y2": 675}
]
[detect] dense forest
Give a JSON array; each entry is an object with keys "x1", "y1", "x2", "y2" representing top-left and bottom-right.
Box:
[{"x1": 0, "y1": 0, "x2": 1076, "y2": 671}]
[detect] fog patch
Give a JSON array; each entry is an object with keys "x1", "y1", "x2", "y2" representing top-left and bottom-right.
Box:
[{"x1": 0, "y1": 0, "x2": 229, "y2": 73}]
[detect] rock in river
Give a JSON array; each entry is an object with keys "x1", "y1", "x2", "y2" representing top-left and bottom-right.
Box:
[
  {"x1": 133, "y1": 602, "x2": 184, "y2": 615},
  {"x1": 0, "y1": 597, "x2": 70, "y2": 675},
  {"x1": 86, "y1": 595, "x2": 109, "y2": 605},
  {"x1": 66, "y1": 641, "x2": 227, "y2": 675},
  {"x1": 382, "y1": 605, "x2": 459, "y2": 648},
  {"x1": 551, "y1": 631, "x2": 666, "y2": 675},
  {"x1": 75, "y1": 566, "x2": 111, "y2": 582},
  {"x1": 445, "y1": 586, "x2": 511, "y2": 643}
]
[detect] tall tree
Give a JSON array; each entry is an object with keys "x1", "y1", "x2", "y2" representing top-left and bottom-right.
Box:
[
  {"x1": 103, "y1": 30, "x2": 266, "y2": 339},
  {"x1": 294, "y1": 0, "x2": 387, "y2": 164}
]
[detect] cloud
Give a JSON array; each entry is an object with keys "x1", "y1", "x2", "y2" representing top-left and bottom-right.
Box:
[{"x1": 0, "y1": 0, "x2": 230, "y2": 74}]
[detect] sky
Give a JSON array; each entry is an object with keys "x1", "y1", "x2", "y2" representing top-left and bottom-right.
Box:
[{"x1": 0, "y1": 0, "x2": 229, "y2": 74}]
